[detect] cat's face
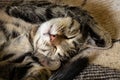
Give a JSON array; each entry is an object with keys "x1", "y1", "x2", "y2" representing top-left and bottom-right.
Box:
[
  {"x1": 33, "y1": 16, "x2": 112, "y2": 62},
  {"x1": 34, "y1": 17, "x2": 83, "y2": 60}
]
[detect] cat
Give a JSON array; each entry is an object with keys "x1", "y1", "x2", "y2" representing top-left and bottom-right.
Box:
[{"x1": 0, "y1": 1, "x2": 112, "y2": 80}]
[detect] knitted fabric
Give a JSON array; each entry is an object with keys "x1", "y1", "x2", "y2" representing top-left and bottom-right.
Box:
[{"x1": 74, "y1": 64, "x2": 120, "y2": 80}]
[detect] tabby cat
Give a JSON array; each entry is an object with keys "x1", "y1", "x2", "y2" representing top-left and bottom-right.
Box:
[{"x1": 0, "y1": 1, "x2": 112, "y2": 80}]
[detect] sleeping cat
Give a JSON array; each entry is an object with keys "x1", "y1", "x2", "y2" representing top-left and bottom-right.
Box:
[{"x1": 0, "y1": 1, "x2": 112, "y2": 80}]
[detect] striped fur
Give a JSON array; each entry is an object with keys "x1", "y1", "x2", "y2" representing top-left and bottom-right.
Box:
[{"x1": 0, "y1": 1, "x2": 112, "y2": 80}]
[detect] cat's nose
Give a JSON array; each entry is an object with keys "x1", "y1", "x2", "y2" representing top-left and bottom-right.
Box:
[{"x1": 50, "y1": 34, "x2": 56, "y2": 42}]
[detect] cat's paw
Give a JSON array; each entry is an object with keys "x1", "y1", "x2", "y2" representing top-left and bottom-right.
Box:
[
  {"x1": 34, "y1": 53, "x2": 61, "y2": 70},
  {"x1": 23, "y1": 68, "x2": 51, "y2": 80},
  {"x1": 40, "y1": 56, "x2": 61, "y2": 71}
]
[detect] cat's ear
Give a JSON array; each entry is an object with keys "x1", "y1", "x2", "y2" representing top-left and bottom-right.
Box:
[{"x1": 80, "y1": 18, "x2": 112, "y2": 49}]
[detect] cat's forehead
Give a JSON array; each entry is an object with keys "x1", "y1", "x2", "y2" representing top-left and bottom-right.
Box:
[
  {"x1": 40, "y1": 17, "x2": 80, "y2": 29},
  {"x1": 51, "y1": 17, "x2": 72, "y2": 22},
  {"x1": 37, "y1": 17, "x2": 81, "y2": 36},
  {"x1": 46, "y1": 17, "x2": 72, "y2": 26}
]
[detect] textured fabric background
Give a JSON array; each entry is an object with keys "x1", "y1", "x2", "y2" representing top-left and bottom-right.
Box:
[{"x1": 74, "y1": 64, "x2": 120, "y2": 80}]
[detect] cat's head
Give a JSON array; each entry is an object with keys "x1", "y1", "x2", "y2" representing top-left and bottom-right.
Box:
[{"x1": 33, "y1": 17, "x2": 112, "y2": 61}]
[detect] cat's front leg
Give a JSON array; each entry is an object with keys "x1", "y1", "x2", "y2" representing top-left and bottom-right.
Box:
[{"x1": 49, "y1": 57, "x2": 88, "y2": 80}]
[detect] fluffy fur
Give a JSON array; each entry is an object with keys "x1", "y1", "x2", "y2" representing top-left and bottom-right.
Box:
[{"x1": 0, "y1": 1, "x2": 112, "y2": 80}]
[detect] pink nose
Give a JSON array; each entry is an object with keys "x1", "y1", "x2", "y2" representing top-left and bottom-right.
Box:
[{"x1": 50, "y1": 35, "x2": 56, "y2": 42}]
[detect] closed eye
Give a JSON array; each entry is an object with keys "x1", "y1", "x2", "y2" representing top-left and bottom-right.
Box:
[{"x1": 63, "y1": 35, "x2": 76, "y2": 39}]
